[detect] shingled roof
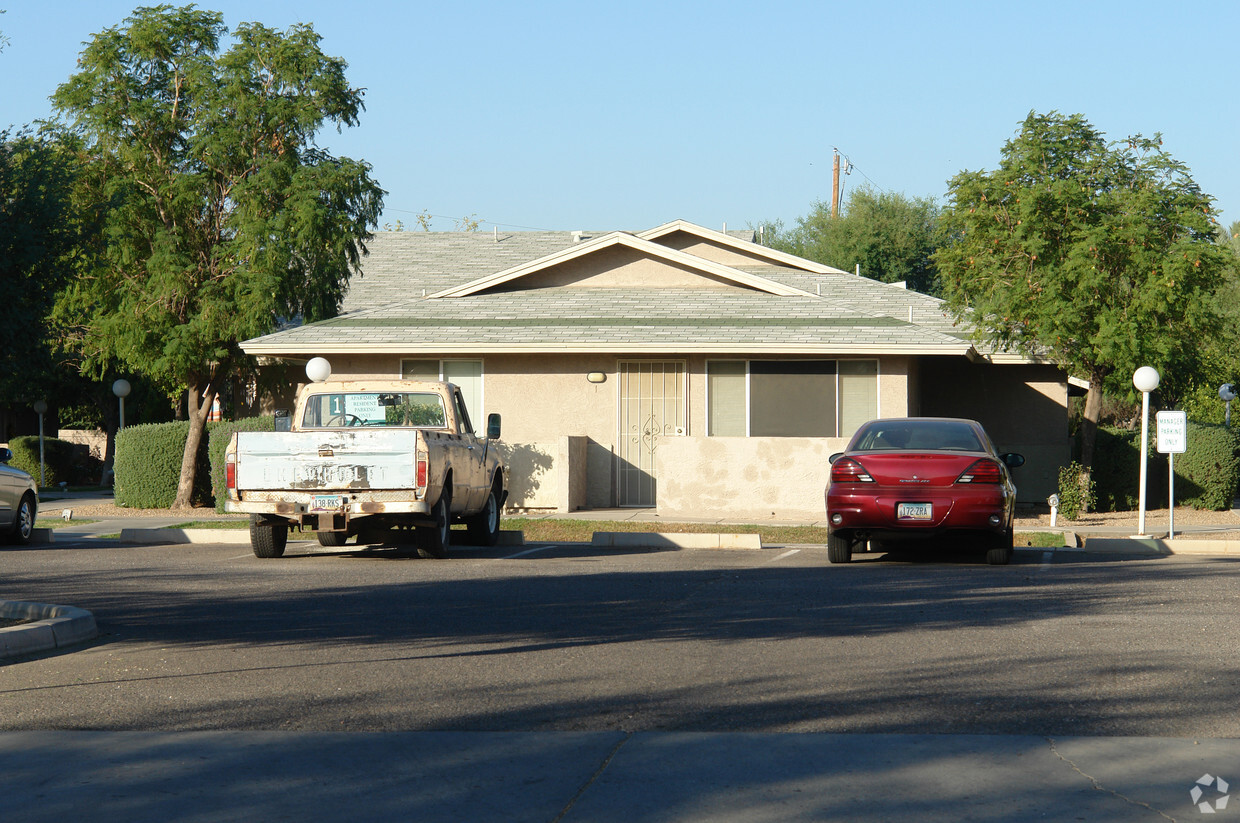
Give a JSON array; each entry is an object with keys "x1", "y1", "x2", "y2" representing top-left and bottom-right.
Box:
[{"x1": 240, "y1": 221, "x2": 979, "y2": 358}]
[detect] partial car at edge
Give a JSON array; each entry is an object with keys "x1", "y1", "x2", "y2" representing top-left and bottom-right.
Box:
[
  {"x1": 1, "y1": 446, "x2": 39, "y2": 545},
  {"x1": 824, "y1": 418, "x2": 1024, "y2": 565}
]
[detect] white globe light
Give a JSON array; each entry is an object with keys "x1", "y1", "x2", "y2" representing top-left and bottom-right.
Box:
[
  {"x1": 112, "y1": 378, "x2": 132, "y2": 398},
  {"x1": 305, "y1": 357, "x2": 332, "y2": 383},
  {"x1": 1133, "y1": 366, "x2": 1160, "y2": 393},
  {"x1": 1220, "y1": 383, "x2": 1236, "y2": 402}
]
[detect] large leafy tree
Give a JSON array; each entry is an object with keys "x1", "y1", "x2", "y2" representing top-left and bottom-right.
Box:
[
  {"x1": 50, "y1": 6, "x2": 384, "y2": 507},
  {"x1": 0, "y1": 129, "x2": 87, "y2": 438},
  {"x1": 766, "y1": 187, "x2": 942, "y2": 294},
  {"x1": 935, "y1": 111, "x2": 1231, "y2": 468}
]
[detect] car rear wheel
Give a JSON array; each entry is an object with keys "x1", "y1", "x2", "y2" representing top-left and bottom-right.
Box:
[
  {"x1": 985, "y1": 529, "x2": 1014, "y2": 565},
  {"x1": 10, "y1": 493, "x2": 36, "y2": 545},
  {"x1": 827, "y1": 531, "x2": 853, "y2": 564}
]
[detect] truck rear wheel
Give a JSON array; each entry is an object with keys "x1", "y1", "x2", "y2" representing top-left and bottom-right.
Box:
[
  {"x1": 465, "y1": 486, "x2": 501, "y2": 547},
  {"x1": 416, "y1": 494, "x2": 450, "y2": 559},
  {"x1": 250, "y1": 516, "x2": 288, "y2": 558}
]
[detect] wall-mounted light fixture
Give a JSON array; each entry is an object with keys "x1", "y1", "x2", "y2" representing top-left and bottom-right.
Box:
[{"x1": 587, "y1": 372, "x2": 606, "y2": 384}]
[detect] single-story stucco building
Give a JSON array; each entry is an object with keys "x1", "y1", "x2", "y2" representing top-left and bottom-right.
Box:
[{"x1": 239, "y1": 220, "x2": 1069, "y2": 520}]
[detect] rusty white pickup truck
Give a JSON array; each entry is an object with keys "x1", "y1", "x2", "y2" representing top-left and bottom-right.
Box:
[{"x1": 224, "y1": 378, "x2": 505, "y2": 559}]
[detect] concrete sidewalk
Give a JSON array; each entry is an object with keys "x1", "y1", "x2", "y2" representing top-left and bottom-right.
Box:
[{"x1": 0, "y1": 729, "x2": 1233, "y2": 822}]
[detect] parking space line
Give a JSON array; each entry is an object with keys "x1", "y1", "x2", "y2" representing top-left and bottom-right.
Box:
[
  {"x1": 768, "y1": 549, "x2": 801, "y2": 563},
  {"x1": 504, "y1": 545, "x2": 556, "y2": 559}
]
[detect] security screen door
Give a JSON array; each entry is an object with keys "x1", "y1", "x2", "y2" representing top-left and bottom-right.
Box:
[{"x1": 617, "y1": 361, "x2": 686, "y2": 507}]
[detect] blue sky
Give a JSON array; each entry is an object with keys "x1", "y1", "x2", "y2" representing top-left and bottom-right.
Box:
[{"x1": 2, "y1": 1, "x2": 1237, "y2": 234}]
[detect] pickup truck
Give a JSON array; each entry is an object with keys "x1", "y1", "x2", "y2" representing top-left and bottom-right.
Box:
[{"x1": 224, "y1": 379, "x2": 506, "y2": 559}]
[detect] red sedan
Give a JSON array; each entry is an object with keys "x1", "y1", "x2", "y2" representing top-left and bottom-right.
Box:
[{"x1": 825, "y1": 418, "x2": 1024, "y2": 565}]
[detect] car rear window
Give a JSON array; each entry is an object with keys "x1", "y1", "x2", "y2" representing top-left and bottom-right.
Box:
[
  {"x1": 853, "y1": 420, "x2": 982, "y2": 452},
  {"x1": 300, "y1": 392, "x2": 446, "y2": 428}
]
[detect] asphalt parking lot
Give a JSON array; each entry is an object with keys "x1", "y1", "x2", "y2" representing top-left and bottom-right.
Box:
[{"x1": 3, "y1": 535, "x2": 1240, "y2": 821}]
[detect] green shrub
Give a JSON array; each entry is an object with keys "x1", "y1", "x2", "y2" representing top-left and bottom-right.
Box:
[
  {"x1": 1055, "y1": 461, "x2": 1096, "y2": 520},
  {"x1": 5, "y1": 436, "x2": 78, "y2": 487},
  {"x1": 1173, "y1": 422, "x2": 1240, "y2": 511},
  {"x1": 114, "y1": 421, "x2": 192, "y2": 508},
  {"x1": 208, "y1": 417, "x2": 275, "y2": 512},
  {"x1": 1090, "y1": 426, "x2": 1168, "y2": 512}
]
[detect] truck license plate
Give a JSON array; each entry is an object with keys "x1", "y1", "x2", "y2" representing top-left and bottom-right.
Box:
[
  {"x1": 897, "y1": 502, "x2": 932, "y2": 521},
  {"x1": 311, "y1": 495, "x2": 342, "y2": 511}
]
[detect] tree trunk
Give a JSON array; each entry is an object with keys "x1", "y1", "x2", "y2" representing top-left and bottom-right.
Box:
[
  {"x1": 173, "y1": 384, "x2": 214, "y2": 510},
  {"x1": 1078, "y1": 380, "x2": 1105, "y2": 514}
]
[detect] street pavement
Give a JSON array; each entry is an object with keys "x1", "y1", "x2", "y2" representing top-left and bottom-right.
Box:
[{"x1": 3, "y1": 491, "x2": 1239, "y2": 821}]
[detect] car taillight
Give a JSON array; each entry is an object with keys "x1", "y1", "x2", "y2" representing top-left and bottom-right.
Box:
[
  {"x1": 957, "y1": 459, "x2": 1002, "y2": 484},
  {"x1": 225, "y1": 453, "x2": 236, "y2": 490},
  {"x1": 831, "y1": 457, "x2": 874, "y2": 483}
]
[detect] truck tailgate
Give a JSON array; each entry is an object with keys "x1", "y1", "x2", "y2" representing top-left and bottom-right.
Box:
[{"x1": 235, "y1": 430, "x2": 419, "y2": 490}]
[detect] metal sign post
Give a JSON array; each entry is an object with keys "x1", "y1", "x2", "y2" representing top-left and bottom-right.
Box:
[{"x1": 1156, "y1": 411, "x2": 1187, "y2": 538}]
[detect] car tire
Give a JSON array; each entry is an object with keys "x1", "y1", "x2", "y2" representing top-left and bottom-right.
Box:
[
  {"x1": 985, "y1": 529, "x2": 1014, "y2": 565},
  {"x1": 250, "y1": 516, "x2": 288, "y2": 558},
  {"x1": 464, "y1": 485, "x2": 501, "y2": 547},
  {"x1": 317, "y1": 531, "x2": 348, "y2": 547},
  {"x1": 10, "y1": 492, "x2": 36, "y2": 545},
  {"x1": 416, "y1": 493, "x2": 451, "y2": 559},
  {"x1": 827, "y1": 531, "x2": 853, "y2": 564}
]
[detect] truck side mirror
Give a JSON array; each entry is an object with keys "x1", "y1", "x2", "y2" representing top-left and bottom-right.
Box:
[
  {"x1": 486, "y1": 413, "x2": 501, "y2": 439},
  {"x1": 274, "y1": 409, "x2": 291, "y2": 432}
]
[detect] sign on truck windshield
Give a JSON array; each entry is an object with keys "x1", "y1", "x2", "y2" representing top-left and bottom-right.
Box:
[{"x1": 301, "y1": 392, "x2": 447, "y2": 428}]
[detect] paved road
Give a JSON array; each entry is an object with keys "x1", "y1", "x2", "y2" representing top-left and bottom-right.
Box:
[{"x1": 3, "y1": 537, "x2": 1239, "y2": 820}]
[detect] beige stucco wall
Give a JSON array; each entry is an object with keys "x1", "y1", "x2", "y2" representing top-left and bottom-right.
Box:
[{"x1": 657, "y1": 436, "x2": 847, "y2": 521}]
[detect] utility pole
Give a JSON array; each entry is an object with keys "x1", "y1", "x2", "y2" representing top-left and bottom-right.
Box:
[{"x1": 831, "y1": 148, "x2": 841, "y2": 218}]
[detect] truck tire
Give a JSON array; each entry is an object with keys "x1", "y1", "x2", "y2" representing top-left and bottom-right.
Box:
[
  {"x1": 317, "y1": 531, "x2": 348, "y2": 547},
  {"x1": 250, "y1": 516, "x2": 288, "y2": 558},
  {"x1": 416, "y1": 494, "x2": 451, "y2": 559},
  {"x1": 465, "y1": 485, "x2": 501, "y2": 547}
]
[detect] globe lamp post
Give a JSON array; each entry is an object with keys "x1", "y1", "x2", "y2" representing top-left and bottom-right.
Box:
[
  {"x1": 113, "y1": 379, "x2": 131, "y2": 432},
  {"x1": 1221, "y1": 384, "x2": 1236, "y2": 428},
  {"x1": 1133, "y1": 367, "x2": 1160, "y2": 537}
]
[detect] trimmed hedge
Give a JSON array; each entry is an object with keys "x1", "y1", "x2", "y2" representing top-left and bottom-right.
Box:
[
  {"x1": 1174, "y1": 422, "x2": 1240, "y2": 511},
  {"x1": 1091, "y1": 422, "x2": 1240, "y2": 512},
  {"x1": 5, "y1": 436, "x2": 78, "y2": 487},
  {"x1": 114, "y1": 421, "x2": 199, "y2": 508},
  {"x1": 208, "y1": 416, "x2": 276, "y2": 512}
]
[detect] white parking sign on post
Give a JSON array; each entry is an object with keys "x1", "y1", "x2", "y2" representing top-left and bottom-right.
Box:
[{"x1": 1156, "y1": 411, "x2": 1187, "y2": 537}]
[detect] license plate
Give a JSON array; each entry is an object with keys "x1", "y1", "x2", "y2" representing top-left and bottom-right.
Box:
[
  {"x1": 897, "y1": 502, "x2": 932, "y2": 521},
  {"x1": 311, "y1": 494, "x2": 342, "y2": 511}
]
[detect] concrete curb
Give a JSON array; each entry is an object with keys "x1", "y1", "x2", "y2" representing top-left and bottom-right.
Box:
[
  {"x1": 121, "y1": 527, "x2": 253, "y2": 544},
  {"x1": 592, "y1": 532, "x2": 763, "y2": 550},
  {"x1": 0, "y1": 601, "x2": 98, "y2": 659},
  {"x1": 1083, "y1": 536, "x2": 1240, "y2": 555}
]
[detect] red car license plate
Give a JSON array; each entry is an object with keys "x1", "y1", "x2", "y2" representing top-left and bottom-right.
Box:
[{"x1": 897, "y1": 502, "x2": 932, "y2": 521}]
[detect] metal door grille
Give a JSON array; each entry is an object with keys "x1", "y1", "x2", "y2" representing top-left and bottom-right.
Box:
[{"x1": 617, "y1": 361, "x2": 686, "y2": 507}]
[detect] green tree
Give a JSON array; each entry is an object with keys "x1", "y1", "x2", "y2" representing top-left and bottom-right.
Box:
[
  {"x1": 767, "y1": 187, "x2": 942, "y2": 293},
  {"x1": 935, "y1": 111, "x2": 1231, "y2": 468},
  {"x1": 0, "y1": 129, "x2": 86, "y2": 436},
  {"x1": 50, "y1": 5, "x2": 384, "y2": 508}
]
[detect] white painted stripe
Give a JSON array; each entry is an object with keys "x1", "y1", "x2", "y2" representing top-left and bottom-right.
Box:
[
  {"x1": 504, "y1": 545, "x2": 555, "y2": 559},
  {"x1": 768, "y1": 549, "x2": 801, "y2": 563}
]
